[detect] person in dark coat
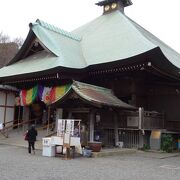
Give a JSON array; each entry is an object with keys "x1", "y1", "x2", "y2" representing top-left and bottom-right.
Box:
[{"x1": 27, "y1": 125, "x2": 38, "y2": 154}]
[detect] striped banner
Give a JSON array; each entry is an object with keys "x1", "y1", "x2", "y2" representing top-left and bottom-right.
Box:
[
  {"x1": 38, "y1": 86, "x2": 52, "y2": 104},
  {"x1": 49, "y1": 84, "x2": 71, "y2": 104},
  {"x1": 19, "y1": 84, "x2": 71, "y2": 106},
  {"x1": 20, "y1": 86, "x2": 38, "y2": 106}
]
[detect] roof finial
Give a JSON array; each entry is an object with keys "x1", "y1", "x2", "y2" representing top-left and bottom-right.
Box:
[{"x1": 96, "y1": 0, "x2": 132, "y2": 14}]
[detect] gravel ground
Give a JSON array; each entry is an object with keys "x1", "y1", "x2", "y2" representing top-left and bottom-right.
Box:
[{"x1": 0, "y1": 144, "x2": 180, "y2": 180}]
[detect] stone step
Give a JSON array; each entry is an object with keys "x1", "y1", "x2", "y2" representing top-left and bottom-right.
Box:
[{"x1": 92, "y1": 148, "x2": 137, "y2": 158}]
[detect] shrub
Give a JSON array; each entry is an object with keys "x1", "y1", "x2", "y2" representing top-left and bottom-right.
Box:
[
  {"x1": 161, "y1": 134, "x2": 173, "y2": 153},
  {"x1": 143, "y1": 144, "x2": 150, "y2": 151}
]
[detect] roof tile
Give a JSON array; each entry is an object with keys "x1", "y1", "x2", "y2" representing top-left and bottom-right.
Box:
[{"x1": 36, "y1": 19, "x2": 81, "y2": 41}]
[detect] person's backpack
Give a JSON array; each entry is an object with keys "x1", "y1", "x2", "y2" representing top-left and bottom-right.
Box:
[{"x1": 24, "y1": 131, "x2": 28, "y2": 141}]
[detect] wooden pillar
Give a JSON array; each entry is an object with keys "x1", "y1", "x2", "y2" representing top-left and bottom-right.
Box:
[
  {"x1": 22, "y1": 106, "x2": 30, "y2": 121},
  {"x1": 114, "y1": 112, "x2": 119, "y2": 146},
  {"x1": 139, "y1": 130, "x2": 144, "y2": 149},
  {"x1": 67, "y1": 111, "x2": 72, "y2": 119},
  {"x1": 89, "y1": 109, "x2": 95, "y2": 142},
  {"x1": 17, "y1": 105, "x2": 21, "y2": 129},
  {"x1": 47, "y1": 106, "x2": 51, "y2": 135},
  {"x1": 55, "y1": 108, "x2": 63, "y2": 130},
  {"x1": 3, "y1": 92, "x2": 8, "y2": 124},
  {"x1": 138, "y1": 107, "x2": 144, "y2": 129},
  {"x1": 131, "y1": 94, "x2": 137, "y2": 106},
  {"x1": 138, "y1": 107, "x2": 144, "y2": 148},
  {"x1": 22, "y1": 106, "x2": 30, "y2": 131}
]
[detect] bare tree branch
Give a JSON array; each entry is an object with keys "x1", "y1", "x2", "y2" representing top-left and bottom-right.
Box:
[{"x1": 0, "y1": 32, "x2": 24, "y2": 67}]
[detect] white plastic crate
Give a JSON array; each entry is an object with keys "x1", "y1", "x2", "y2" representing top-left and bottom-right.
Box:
[
  {"x1": 42, "y1": 138, "x2": 52, "y2": 146},
  {"x1": 42, "y1": 146, "x2": 55, "y2": 157}
]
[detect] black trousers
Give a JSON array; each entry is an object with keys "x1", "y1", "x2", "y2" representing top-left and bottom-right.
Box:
[{"x1": 28, "y1": 141, "x2": 35, "y2": 153}]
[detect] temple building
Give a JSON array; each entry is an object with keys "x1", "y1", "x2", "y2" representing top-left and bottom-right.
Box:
[{"x1": 0, "y1": 0, "x2": 180, "y2": 148}]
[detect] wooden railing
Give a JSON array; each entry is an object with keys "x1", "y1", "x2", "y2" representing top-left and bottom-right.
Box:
[
  {"x1": 0, "y1": 118, "x2": 39, "y2": 138},
  {"x1": 4, "y1": 120, "x2": 14, "y2": 126},
  {"x1": 0, "y1": 118, "x2": 56, "y2": 138},
  {"x1": 118, "y1": 109, "x2": 164, "y2": 130},
  {"x1": 142, "y1": 111, "x2": 164, "y2": 130},
  {"x1": 36, "y1": 122, "x2": 57, "y2": 137}
]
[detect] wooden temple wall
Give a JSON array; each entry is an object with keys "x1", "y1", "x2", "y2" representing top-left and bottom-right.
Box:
[
  {"x1": 111, "y1": 78, "x2": 180, "y2": 132},
  {"x1": 116, "y1": 110, "x2": 164, "y2": 130},
  {"x1": 147, "y1": 95, "x2": 180, "y2": 131},
  {"x1": 0, "y1": 91, "x2": 15, "y2": 127},
  {"x1": 95, "y1": 110, "x2": 114, "y2": 146},
  {"x1": 96, "y1": 109, "x2": 163, "y2": 147},
  {"x1": 118, "y1": 129, "x2": 140, "y2": 148},
  {"x1": 98, "y1": 112, "x2": 141, "y2": 148}
]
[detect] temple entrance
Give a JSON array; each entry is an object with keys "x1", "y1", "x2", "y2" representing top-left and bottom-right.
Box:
[
  {"x1": 71, "y1": 112, "x2": 89, "y2": 128},
  {"x1": 28, "y1": 100, "x2": 56, "y2": 132}
]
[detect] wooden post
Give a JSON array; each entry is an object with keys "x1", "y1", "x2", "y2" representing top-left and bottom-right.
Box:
[
  {"x1": 3, "y1": 92, "x2": 8, "y2": 125},
  {"x1": 139, "y1": 130, "x2": 144, "y2": 149},
  {"x1": 66, "y1": 148, "x2": 71, "y2": 159},
  {"x1": 22, "y1": 107, "x2": 25, "y2": 132},
  {"x1": 22, "y1": 106, "x2": 30, "y2": 131},
  {"x1": 17, "y1": 105, "x2": 21, "y2": 130},
  {"x1": 89, "y1": 110, "x2": 95, "y2": 142},
  {"x1": 114, "y1": 112, "x2": 119, "y2": 146},
  {"x1": 138, "y1": 107, "x2": 144, "y2": 129},
  {"x1": 138, "y1": 107, "x2": 144, "y2": 148},
  {"x1": 47, "y1": 106, "x2": 51, "y2": 135},
  {"x1": 67, "y1": 111, "x2": 72, "y2": 119},
  {"x1": 56, "y1": 108, "x2": 63, "y2": 130}
]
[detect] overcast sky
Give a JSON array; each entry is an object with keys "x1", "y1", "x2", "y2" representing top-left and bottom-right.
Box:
[{"x1": 0, "y1": 0, "x2": 180, "y2": 53}]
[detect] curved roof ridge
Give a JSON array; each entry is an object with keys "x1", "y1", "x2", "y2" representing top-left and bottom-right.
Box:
[
  {"x1": 73, "y1": 80, "x2": 112, "y2": 93},
  {"x1": 71, "y1": 81, "x2": 136, "y2": 109},
  {"x1": 127, "y1": 16, "x2": 177, "y2": 53},
  {"x1": 35, "y1": 19, "x2": 82, "y2": 42},
  {"x1": 126, "y1": 16, "x2": 180, "y2": 68}
]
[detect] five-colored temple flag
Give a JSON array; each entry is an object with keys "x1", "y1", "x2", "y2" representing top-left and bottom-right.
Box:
[
  {"x1": 20, "y1": 86, "x2": 38, "y2": 106},
  {"x1": 49, "y1": 85, "x2": 71, "y2": 104},
  {"x1": 19, "y1": 84, "x2": 71, "y2": 106},
  {"x1": 39, "y1": 86, "x2": 52, "y2": 104}
]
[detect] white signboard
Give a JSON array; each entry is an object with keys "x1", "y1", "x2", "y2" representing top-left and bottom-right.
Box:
[
  {"x1": 65, "y1": 120, "x2": 72, "y2": 133},
  {"x1": 57, "y1": 119, "x2": 81, "y2": 148},
  {"x1": 66, "y1": 120, "x2": 74, "y2": 136},
  {"x1": 57, "y1": 119, "x2": 65, "y2": 137}
]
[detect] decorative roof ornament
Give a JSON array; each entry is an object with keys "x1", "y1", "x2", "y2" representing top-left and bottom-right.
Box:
[
  {"x1": 96, "y1": 0, "x2": 132, "y2": 14},
  {"x1": 96, "y1": 0, "x2": 132, "y2": 7}
]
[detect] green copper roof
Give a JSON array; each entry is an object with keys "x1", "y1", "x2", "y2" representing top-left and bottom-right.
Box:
[
  {"x1": 53, "y1": 80, "x2": 136, "y2": 109},
  {"x1": 73, "y1": 11, "x2": 156, "y2": 66},
  {"x1": 128, "y1": 18, "x2": 180, "y2": 68},
  {"x1": 30, "y1": 19, "x2": 84, "y2": 60},
  {"x1": 0, "y1": 51, "x2": 59, "y2": 76},
  {"x1": 0, "y1": 10, "x2": 180, "y2": 78},
  {"x1": 34, "y1": 19, "x2": 81, "y2": 41},
  {"x1": 72, "y1": 81, "x2": 136, "y2": 109},
  {"x1": 0, "y1": 49, "x2": 86, "y2": 77}
]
